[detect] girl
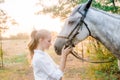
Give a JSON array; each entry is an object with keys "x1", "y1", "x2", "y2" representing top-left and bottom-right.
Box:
[{"x1": 28, "y1": 29, "x2": 72, "y2": 80}]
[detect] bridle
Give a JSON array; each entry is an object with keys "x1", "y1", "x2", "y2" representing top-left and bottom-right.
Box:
[
  {"x1": 57, "y1": 6, "x2": 91, "y2": 48},
  {"x1": 57, "y1": 6, "x2": 114, "y2": 63}
]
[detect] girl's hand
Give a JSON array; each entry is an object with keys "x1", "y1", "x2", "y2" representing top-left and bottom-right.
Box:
[
  {"x1": 60, "y1": 46, "x2": 73, "y2": 72},
  {"x1": 61, "y1": 46, "x2": 73, "y2": 57}
]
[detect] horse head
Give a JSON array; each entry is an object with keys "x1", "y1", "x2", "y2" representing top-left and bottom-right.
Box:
[{"x1": 54, "y1": 0, "x2": 93, "y2": 55}]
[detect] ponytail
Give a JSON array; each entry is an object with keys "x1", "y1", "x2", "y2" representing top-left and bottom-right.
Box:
[{"x1": 28, "y1": 30, "x2": 38, "y2": 64}]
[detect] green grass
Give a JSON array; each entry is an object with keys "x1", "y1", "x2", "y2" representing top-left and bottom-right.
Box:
[
  {"x1": 4, "y1": 54, "x2": 27, "y2": 64},
  {"x1": 0, "y1": 53, "x2": 33, "y2": 80}
]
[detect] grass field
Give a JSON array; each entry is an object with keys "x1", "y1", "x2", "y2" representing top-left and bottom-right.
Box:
[{"x1": 0, "y1": 40, "x2": 119, "y2": 80}]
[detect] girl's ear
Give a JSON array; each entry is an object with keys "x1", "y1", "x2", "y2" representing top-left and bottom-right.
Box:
[
  {"x1": 38, "y1": 38, "x2": 42, "y2": 43},
  {"x1": 39, "y1": 38, "x2": 45, "y2": 43}
]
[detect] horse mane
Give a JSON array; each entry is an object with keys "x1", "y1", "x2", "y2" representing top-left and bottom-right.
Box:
[
  {"x1": 71, "y1": 4, "x2": 120, "y2": 20},
  {"x1": 91, "y1": 7, "x2": 120, "y2": 20}
]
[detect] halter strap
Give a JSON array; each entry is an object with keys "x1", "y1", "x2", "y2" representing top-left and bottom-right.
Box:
[{"x1": 57, "y1": 5, "x2": 91, "y2": 49}]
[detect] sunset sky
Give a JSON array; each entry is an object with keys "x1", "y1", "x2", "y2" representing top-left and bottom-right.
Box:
[{"x1": 0, "y1": 0, "x2": 63, "y2": 37}]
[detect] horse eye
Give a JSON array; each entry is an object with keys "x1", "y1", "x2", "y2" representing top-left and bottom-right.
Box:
[{"x1": 68, "y1": 21, "x2": 74, "y2": 25}]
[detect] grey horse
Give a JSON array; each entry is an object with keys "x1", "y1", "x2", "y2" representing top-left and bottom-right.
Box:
[{"x1": 54, "y1": 0, "x2": 120, "y2": 69}]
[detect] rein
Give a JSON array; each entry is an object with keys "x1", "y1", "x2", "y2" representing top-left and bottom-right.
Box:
[
  {"x1": 70, "y1": 41, "x2": 114, "y2": 63},
  {"x1": 71, "y1": 49, "x2": 114, "y2": 64}
]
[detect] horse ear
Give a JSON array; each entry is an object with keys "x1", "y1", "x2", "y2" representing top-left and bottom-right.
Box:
[{"x1": 84, "y1": 0, "x2": 92, "y2": 11}]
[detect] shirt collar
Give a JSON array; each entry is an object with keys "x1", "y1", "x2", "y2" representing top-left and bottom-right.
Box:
[{"x1": 34, "y1": 49, "x2": 44, "y2": 55}]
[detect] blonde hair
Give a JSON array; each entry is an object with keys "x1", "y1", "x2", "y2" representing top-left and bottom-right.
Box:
[{"x1": 28, "y1": 29, "x2": 51, "y2": 63}]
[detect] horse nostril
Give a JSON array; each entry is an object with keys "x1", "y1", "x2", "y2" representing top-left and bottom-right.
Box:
[
  {"x1": 54, "y1": 46, "x2": 58, "y2": 52},
  {"x1": 54, "y1": 45, "x2": 61, "y2": 55}
]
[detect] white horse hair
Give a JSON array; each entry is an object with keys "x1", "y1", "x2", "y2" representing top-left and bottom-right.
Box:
[{"x1": 54, "y1": 0, "x2": 120, "y2": 69}]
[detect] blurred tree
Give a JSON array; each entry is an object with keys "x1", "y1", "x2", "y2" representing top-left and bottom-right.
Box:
[
  {"x1": 0, "y1": 10, "x2": 19, "y2": 29},
  {"x1": 0, "y1": 0, "x2": 4, "y2": 3},
  {"x1": 35, "y1": 0, "x2": 120, "y2": 19},
  {"x1": 0, "y1": 9, "x2": 18, "y2": 68}
]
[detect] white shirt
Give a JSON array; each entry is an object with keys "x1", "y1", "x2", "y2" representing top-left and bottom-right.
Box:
[{"x1": 32, "y1": 50, "x2": 63, "y2": 80}]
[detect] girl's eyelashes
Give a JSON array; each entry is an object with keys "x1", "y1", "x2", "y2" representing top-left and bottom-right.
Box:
[{"x1": 48, "y1": 39, "x2": 51, "y2": 42}]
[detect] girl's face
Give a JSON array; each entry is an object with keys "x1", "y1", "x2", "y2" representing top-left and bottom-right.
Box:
[{"x1": 40, "y1": 34, "x2": 52, "y2": 50}]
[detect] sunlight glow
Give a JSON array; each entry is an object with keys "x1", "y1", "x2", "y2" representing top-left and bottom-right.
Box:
[{"x1": 0, "y1": 0, "x2": 63, "y2": 37}]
